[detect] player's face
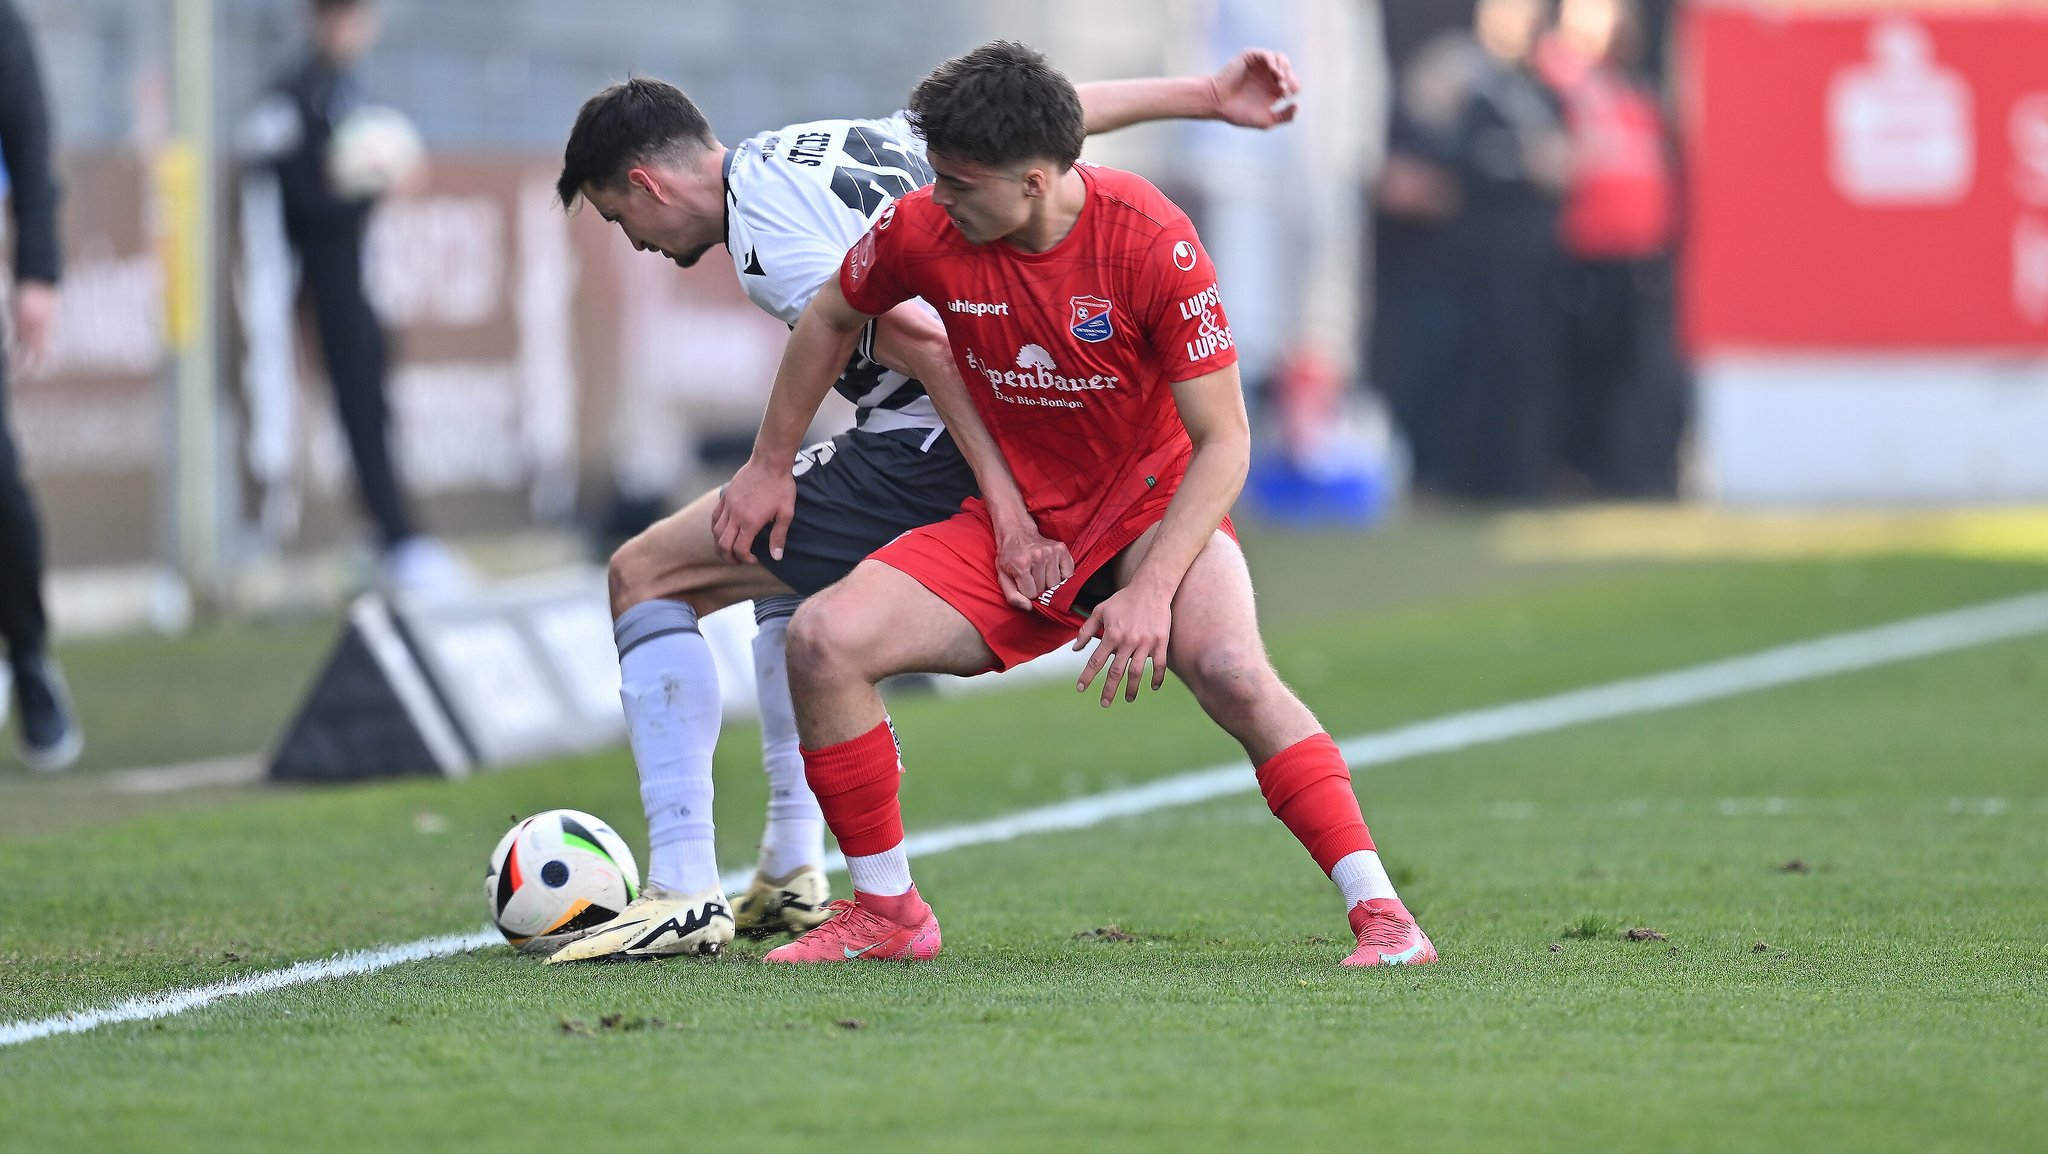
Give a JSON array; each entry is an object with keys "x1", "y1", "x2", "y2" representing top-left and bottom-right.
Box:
[
  {"x1": 926, "y1": 152, "x2": 1035, "y2": 245},
  {"x1": 583, "y1": 176, "x2": 716, "y2": 269},
  {"x1": 314, "y1": 5, "x2": 380, "y2": 67}
]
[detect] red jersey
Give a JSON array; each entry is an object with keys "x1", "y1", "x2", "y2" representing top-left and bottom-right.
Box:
[
  {"x1": 1537, "y1": 41, "x2": 1675, "y2": 259},
  {"x1": 838, "y1": 163, "x2": 1239, "y2": 609}
]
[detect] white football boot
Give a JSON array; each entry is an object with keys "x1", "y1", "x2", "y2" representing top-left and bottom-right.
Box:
[
  {"x1": 543, "y1": 885, "x2": 734, "y2": 963},
  {"x1": 732, "y1": 863, "x2": 832, "y2": 939}
]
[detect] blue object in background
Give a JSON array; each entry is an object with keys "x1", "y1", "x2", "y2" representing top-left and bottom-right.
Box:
[{"x1": 1246, "y1": 452, "x2": 1394, "y2": 528}]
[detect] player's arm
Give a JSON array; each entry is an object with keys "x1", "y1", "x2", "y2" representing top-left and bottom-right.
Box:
[
  {"x1": 1076, "y1": 48, "x2": 1301, "y2": 135},
  {"x1": 0, "y1": 0, "x2": 62, "y2": 371},
  {"x1": 1074, "y1": 365, "x2": 1249, "y2": 707},
  {"x1": 712, "y1": 281, "x2": 874, "y2": 564},
  {"x1": 868, "y1": 304, "x2": 1073, "y2": 609}
]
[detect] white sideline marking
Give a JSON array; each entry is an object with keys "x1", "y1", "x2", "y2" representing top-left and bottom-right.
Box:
[
  {"x1": 5, "y1": 589, "x2": 2047, "y2": 1048},
  {"x1": 0, "y1": 930, "x2": 501, "y2": 1048},
  {"x1": 104, "y1": 755, "x2": 266, "y2": 794},
  {"x1": 1480, "y1": 796, "x2": 2041, "y2": 821}
]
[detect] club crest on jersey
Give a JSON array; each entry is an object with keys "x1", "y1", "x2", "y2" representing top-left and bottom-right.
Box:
[{"x1": 1069, "y1": 295, "x2": 1114, "y2": 343}]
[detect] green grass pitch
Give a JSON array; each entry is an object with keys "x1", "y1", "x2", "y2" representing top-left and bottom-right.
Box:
[{"x1": 1, "y1": 522, "x2": 2044, "y2": 1152}]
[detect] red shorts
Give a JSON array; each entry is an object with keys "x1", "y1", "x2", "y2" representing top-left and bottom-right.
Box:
[
  {"x1": 869, "y1": 500, "x2": 1236, "y2": 674},
  {"x1": 871, "y1": 505, "x2": 1085, "y2": 674}
]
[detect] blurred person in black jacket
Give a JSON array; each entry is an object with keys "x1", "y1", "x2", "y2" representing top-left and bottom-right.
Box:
[
  {"x1": 1386, "y1": 0, "x2": 1570, "y2": 503},
  {"x1": 0, "y1": 0, "x2": 80, "y2": 771},
  {"x1": 1371, "y1": 77, "x2": 1468, "y2": 495},
  {"x1": 241, "y1": 0, "x2": 467, "y2": 595},
  {"x1": 1443, "y1": 0, "x2": 1571, "y2": 502}
]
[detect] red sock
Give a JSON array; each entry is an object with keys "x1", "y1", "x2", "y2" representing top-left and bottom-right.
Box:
[
  {"x1": 1255, "y1": 732, "x2": 1374, "y2": 874},
  {"x1": 802, "y1": 719, "x2": 903, "y2": 857}
]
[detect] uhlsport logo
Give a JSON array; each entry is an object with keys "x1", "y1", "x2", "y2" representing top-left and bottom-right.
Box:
[
  {"x1": 948, "y1": 299, "x2": 1009, "y2": 316},
  {"x1": 1069, "y1": 295, "x2": 1114, "y2": 343},
  {"x1": 1172, "y1": 239, "x2": 1197, "y2": 271}
]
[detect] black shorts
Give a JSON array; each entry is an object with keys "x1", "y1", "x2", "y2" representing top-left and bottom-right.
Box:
[{"x1": 750, "y1": 425, "x2": 979, "y2": 596}]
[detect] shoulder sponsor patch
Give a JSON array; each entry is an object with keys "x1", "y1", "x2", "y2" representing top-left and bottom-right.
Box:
[
  {"x1": 848, "y1": 230, "x2": 877, "y2": 283},
  {"x1": 1184, "y1": 304, "x2": 1234, "y2": 363}
]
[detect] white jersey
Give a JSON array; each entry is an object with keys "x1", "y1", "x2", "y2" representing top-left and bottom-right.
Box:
[{"x1": 723, "y1": 113, "x2": 940, "y2": 433}]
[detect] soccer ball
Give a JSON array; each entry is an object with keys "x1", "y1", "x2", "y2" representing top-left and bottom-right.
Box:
[
  {"x1": 485, "y1": 809, "x2": 640, "y2": 954},
  {"x1": 327, "y1": 104, "x2": 425, "y2": 199}
]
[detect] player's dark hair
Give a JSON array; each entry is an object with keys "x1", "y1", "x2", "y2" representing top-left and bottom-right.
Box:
[
  {"x1": 310, "y1": 0, "x2": 369, "y2": 12},
  {"x1": 907, "y1": 41, "x2": 1085, "y2": 171},
  {"x1": 556, "y1": 77, "x2": 717, "y2": 209}
]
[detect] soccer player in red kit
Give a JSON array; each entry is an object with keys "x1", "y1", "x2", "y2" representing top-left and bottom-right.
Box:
[{"x1": 720, "y1": 41, "x2": 1436, "y2": 968}]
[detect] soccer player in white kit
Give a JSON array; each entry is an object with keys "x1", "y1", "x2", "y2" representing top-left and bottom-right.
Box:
[{"x1": 546, "y1": 52, "x2": 1301, "y2": 962}]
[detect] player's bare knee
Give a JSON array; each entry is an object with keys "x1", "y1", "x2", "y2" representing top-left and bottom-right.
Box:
[
  {"x1": 606, "y1": 538, "x2": 654, "y2": 619},
  {"x1": 785, "y1": 597, "x2": 866, "y2": 692},
  {"x1": 1181, "y1": 642, "x2": 1278, "y2": 725}
]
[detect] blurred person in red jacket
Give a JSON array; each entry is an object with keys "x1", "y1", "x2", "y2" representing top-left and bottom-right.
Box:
[{"x1": 1538, "y1": 0, "x2": 1688, "y2": 497}]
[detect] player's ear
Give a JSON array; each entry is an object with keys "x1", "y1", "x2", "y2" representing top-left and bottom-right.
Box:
[
  {"x1": 626, "y1": 167, "x2": 664, "y2": 202},
  {"x1": 1021, "y1": 166, "x2": 1049, "y2": 198}
]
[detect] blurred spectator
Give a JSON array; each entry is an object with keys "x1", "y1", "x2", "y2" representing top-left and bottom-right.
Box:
[
  {"x1": 1538, "y1": 0, "x2": 1688, "y2": 497},
  {"x1": 1379, "y1": 0, "x2": 1570, "y2": 503},
  {"x1": 1447, "y1": 0, "x2": 1570, "y2": 501},
  {"x1": 239, "y1": 0, "x2": 467, "y2": 595},
  {"x1": 1371, "y1": 55, "x2": 1468, "y2": 494},
  {"x1": 0, "y1": 0, "x2": 81, "y2": 771}
]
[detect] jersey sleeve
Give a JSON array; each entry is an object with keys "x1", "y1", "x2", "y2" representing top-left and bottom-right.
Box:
[
  {"x1": 728, "y1": 143, "x2": 886, "y2": 326},
  {"x1": 746, "y1": 226, "x2": 860, "y2": 326},
  {"x1": 836, "y1": 197, "x2": 922, "y2": 317},
  {"x1": 1130, "y1": 219, "x2": 1238, "y2": 383}
]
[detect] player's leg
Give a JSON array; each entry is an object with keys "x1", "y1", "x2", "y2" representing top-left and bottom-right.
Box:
[
  {"x1": 731, "y1": 592, "x2": 832, "y2": 938},
  {"x1": 762, "y1": 550, "x2": 1016, "y2": 964},
  {"x1": 0, "y1": 361, "x2": 80, "y2": 772},
  {"x1": 730, "y1": 426, "x2": 979, "y2": 937},
  {"x1": 1142, "y1": 530, "x2": 1437, "y2": 967},
  {"x1": 549, "y1": 491, "x2": 794, "y2": 963}
]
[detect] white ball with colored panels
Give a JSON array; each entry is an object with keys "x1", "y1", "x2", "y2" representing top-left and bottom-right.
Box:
[
  {"x1": 486, "y1": 809, "x2": 639, "y2": 955},
  {"x1": 327, "y1": 104, "x2": 425, "y2": 198}
]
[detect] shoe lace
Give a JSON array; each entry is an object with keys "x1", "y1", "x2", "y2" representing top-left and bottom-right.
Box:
[
  {"x1": 805, "y1": 900, "x2": 888, "y2": 943},
  {"x1": 1359, "y1": 907, "x2": 1417, "y2": 952}
]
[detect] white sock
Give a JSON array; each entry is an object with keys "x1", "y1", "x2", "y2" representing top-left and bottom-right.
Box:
[
  {"x1": 647, "y1": 837, "x2": 722, "y2": 900},
  {"x1": 844, "y1": 844, "x2": 912, "y2": 897},
  {"x1": 615, "y1": 599, "x2": 722, "y2": 896},
  {"x1": 751, "y1": 598, "x2": 824, "y2": 878},
  {"x1": 1330, "y1": 850, "x2": 1398, "y2": 908}
]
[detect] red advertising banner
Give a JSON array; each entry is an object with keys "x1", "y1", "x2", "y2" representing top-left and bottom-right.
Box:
[{"x1": 1683, "y1": 5, "x2": 2048, "y2": 350}]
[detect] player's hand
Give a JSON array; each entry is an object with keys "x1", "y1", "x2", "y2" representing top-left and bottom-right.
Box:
[
  {"x1": 1073, "y1": 577, "x2": 1173, "y2": 708},
  {"x1": 9, "y1": 280, "x2": 58, "y2": 374},
  {"x1": 713, "y1": 456, "x2": 796, "y2": 565},
  {"x1": 994, "y1": 524, "x2": 1074, "y2": 611},
  {"x1": 1209, "y1": 49, "x2": 1301, "y2": 129},
  {"x1": 388, "y1": 158, "x2": 430, "y2": 199}
]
